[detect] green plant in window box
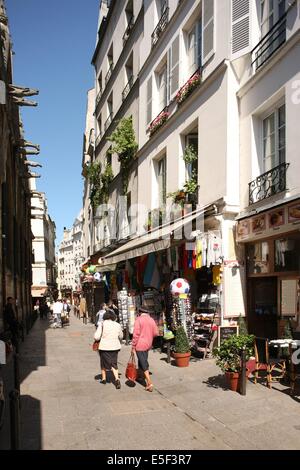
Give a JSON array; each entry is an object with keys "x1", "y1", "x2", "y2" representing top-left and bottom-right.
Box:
[
  {"x1": 107, "y1": 116, "x2": 138, "y2": 195},
  {"x1": 182, "y1": 145, "x2": 198, "y2": 165}
]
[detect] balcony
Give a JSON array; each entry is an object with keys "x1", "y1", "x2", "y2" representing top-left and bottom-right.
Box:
[
  {"x1": 104, "y1": 112, "x2": 114, "y2": 132},
  {"x1": 122, "y1": 76, "x2": 134, "y2": 102},
  {"x1": 122, "y1": 15, "x2": 135, "y2": 45},
  {"x1": 252, "y1": 13, "x2": 287, "y2": 71},
  {"x1": 105, "y1": 63, "x2": 114, "y2": 85},
  {"x1": 148, "y1": 106, "x2": 169, "y2": 137},
  {"x1": 176, "y1": 68, "x2": 202, "y2": 105},
  {"x1": 151, "y1": 7, "x2": 169, "y2": 47},
  {"x1": 95, "y1": 88, "x2": 103, "y2": 113},
  {"x1": 248, "y1": 162, "x2": 289, "y2": 205},
  {"x1": 95, "y1": 131, "x2": 102, "y2": 148}
]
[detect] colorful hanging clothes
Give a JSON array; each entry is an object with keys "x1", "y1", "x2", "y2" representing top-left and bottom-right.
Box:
[
  {"x1": 212, "y1": 265, "x2": 221, "y2": 285},
  {"x1": 195, "y1": 239, "x2": 202, "y2": 269}
]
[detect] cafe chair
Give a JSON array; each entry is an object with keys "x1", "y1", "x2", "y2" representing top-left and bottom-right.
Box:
[
  {"x1": 253, "y1": 337, "x2": 286, "y2": 389},
  {"x1": 289, "y1": 344, "x2": 300, "y2": 395}
]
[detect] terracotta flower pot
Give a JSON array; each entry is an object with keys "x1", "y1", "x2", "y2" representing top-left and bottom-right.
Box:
[
  {"x1": 173, "y1": 351, "x2": 191, "y2": 367},
  {"x1": 225, "y1": 371, "x2": 240, "y2": 392},
  {"x1": 225, "y1": 369, "x2": 250, "y2": 392}
]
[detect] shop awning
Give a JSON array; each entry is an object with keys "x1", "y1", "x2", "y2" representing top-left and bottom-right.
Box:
[
  {"x1": 31, "y1": 286, "x2": 48, "y2": 297},
  {"x1": 100, "y1": 207, "x2": 207, "y2": 266},
  {"x1": 95, "y1": 263, "x2": 117, "y2": 273}
]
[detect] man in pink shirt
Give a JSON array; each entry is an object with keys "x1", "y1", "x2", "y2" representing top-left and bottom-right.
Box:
[{"x1": 132, "y1": 307, "x2": 159, "y2": 392}]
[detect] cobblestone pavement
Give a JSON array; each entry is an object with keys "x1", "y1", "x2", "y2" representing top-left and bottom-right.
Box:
[{"x1": 19, "y1": 314, "x2": 300, "y2": 450}]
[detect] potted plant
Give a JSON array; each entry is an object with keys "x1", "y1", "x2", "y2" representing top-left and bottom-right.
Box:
[
  {"x1": 213, "y1": 334, "x2": 254, "y2": 392},
  {"x1": 173, "y1": 326, "x2": 191, "y2": 367}
]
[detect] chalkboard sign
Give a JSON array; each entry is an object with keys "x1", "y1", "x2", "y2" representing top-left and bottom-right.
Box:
[{"x1": 218, "y1": 326, "x2": 239, "y2": 345}]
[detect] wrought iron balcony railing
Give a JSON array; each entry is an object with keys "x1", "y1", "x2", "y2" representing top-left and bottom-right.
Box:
[
  {"x1": 105, "y1": 62, "x2": 114, "y2": 85},
  {"x1": 104, "y1": 112, "x2": 114, "y2": 132},
  {"x1": 122, "y1": 15, "x2": 135, "y2": 45},
  {"x1": 151, "y1": 7, "x2": 169, "y2": 47},
  {"x1": 122, "y1": 76, "x2": 134, "y2": 102},
  {"x1": 95, "y1": 131, "x2": 102, "y2": 148},
  {"x1": 248, "y1": 162, "x2": 289, "y2": 205},
  {"x1": 95, "y1": 88, "x2": 103, "y2": 112},
  {"x1": 252, "y1": 13, "x2": 287, "y2": 71}
]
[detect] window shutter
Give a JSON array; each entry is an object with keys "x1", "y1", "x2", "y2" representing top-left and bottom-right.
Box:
[
  {"x1": 231, "y1": 0, "x2": 251, "y2": 60},
  {"x1": 171, "y1": 35, "x2": 179, "y2": 97},
  {"x1": 0, "y1": 80, "x2": 6, "y2": 105},
  {"x1": 196, "y1": 21, "x2": 202, "y2": 68},
  {"x1": 146, "y1": 76, "x2": 152, "y2": 124},
  {"x1": 202, "y1": 0, "x2": 215, "y2": 65}
]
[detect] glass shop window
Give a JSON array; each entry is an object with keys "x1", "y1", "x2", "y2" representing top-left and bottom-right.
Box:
[
  {"x1": 247, "y1": 241, "x2": 270, "y2": 274},
  {"x1": 274, "y1": 234, "x2": 300, "y2": 272}
]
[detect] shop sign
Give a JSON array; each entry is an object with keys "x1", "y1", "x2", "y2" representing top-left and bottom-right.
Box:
[
  {"x1": 218, "y1": 326, "x2": 239, "y2": 345},
  {"x1": 237, "y1": 200, "x2": 300, "y2": 242}
]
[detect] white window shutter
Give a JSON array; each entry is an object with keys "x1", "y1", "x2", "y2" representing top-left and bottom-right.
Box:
[
  {"x1": 231, "y1": 0, "x2": 251, "y2": 60},
  {"x1": 170, "y1": 35, "x2": 180, "y2": 97},
  {"x1": 202, "y1": 0, "x2": 215, "y2": 65},
  {"x1": 146, "y1": 76, "x2": 152, "y2": 124}
]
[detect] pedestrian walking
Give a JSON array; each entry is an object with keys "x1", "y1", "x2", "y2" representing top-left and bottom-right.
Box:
[
  {"x1": 107, "y1": 299, "x2": 119, "y2": 322},
  {"x1": 94, "y1": 309, "x2": 123, "y2": 389},
  {"x1": 131, "y1": 307, "x2": 159, "y2": 392},
  {"x1": 52, "y1": 299, "x2": 63, "y2": 328},
  {"x1": 3, "y1": 297, "x2": 19, "y2": 347},
  {"x1": 62, "y1": 298, "x2": 70, "y2": 326},
  {"x1": 79, "y1": 296, "x2": 88, "y2": 324},
  {"x1": 95, "y1": 303, "x2": 107, "y2": 328},
  {"x1": 39, "y1": 301, "x2": 48, "y2": 319}
]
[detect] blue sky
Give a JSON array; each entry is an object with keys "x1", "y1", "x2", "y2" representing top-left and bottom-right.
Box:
[{"x1": 6, "y1": 0, "x2": 99, "y2": 247}]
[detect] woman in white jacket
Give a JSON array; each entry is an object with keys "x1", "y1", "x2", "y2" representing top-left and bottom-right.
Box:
[{"x1": 94, "y1": 309, "x2": 123, "y2": 389}]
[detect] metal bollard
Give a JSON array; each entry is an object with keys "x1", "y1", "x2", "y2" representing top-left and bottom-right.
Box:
[
  {"x1": 239, "y1": 348, "x2": 247, "y2": 396},
  {"x1": 9, "y1": 390, "x2": 20, "y2": 450}
]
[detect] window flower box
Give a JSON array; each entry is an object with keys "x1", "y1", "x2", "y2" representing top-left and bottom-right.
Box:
[
  {"x1": 148, "y1": 110, "x2": 169, "y2": 136},
  {"x1": 176, "y1": 70, "x2": 202, "y2": 105}
]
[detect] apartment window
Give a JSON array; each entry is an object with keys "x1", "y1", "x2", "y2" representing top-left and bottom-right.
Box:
[
  {"x1": 157, "y1": 156, "x2": 167, "y2": 206},
  {"x1": 187, "y1": 22, "x2": 202, "y2": 76},
  {"x1": 260, "y1": 0, "x2": 285, "y2": 37},
  {"x1": 158, "y1": 65, "x2": 167, "y2": 110},
  {"x1": 159, "y1": 0, "x2": 168, "y2": 17},
  {"x1": 263, "y1": 104, "x2": 285, "y2": 172},
  {"x1": 98, "y1": 114, "x2": 102, "y2": 135},
  {"x1": 106, "y1": 147, "x2": 112, "y2": 166},
  {"x1": 98, "y1": 72, "x2": 102, "y2": 92},
  {"x1": 127, "y1": 191, "x2": 131, "y2": 227},
  {"x1": 185, "y1": 134, "x2": 198, "y2": 181}
]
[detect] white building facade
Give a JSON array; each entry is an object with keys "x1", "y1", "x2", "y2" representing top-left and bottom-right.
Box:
[
  {"x1": 30, "y1": 178, "x2": 57, "y2": 300},
  {"x1": 82, "y1": 0, "x2": 300, "y2": 338},
  {"x1": 57, "y1": 211, "x2": 84, "y2": 297}
]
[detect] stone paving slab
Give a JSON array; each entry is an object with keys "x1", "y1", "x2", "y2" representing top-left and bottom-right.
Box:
[{"x1": 18, "y1": 315, "x2": 300, "y2": 450}]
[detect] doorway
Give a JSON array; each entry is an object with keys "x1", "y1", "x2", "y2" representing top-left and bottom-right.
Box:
[{"x1": 248, "y1": 277, "x2": 278, "y2": 339}]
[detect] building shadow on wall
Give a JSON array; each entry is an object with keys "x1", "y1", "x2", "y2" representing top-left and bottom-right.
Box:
[{"x1": 18, "y1": 317, "x2": 49, "y2": 449}]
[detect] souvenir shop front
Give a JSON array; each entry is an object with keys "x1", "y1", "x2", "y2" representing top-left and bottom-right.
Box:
[
  {"x1": 98, "y1": 211, "x2": 230, "y2": 358},
  {"x1": 236, "y1": 198, "x2": 300, "y2": 339}
]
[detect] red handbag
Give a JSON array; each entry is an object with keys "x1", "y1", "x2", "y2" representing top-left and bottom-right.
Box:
[
  {"x1": 125, "y1": 352, "x2": 137, "y2": 382},
  {"x1": 92, "y1": 341, "x2": 99, "y2": 352}
]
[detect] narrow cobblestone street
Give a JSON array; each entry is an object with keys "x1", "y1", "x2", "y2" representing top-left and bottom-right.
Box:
[{"x1": 18, "y1": 313, "x2": 300, "y2": 450}]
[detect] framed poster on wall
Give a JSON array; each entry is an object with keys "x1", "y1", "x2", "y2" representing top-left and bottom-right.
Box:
[{"x1": 281, "y1": 279, "x2": 297, "y2": 317}]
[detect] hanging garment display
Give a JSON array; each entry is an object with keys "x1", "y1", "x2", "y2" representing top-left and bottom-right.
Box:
[
  {"x1": 212, "y1": 265, "x2": 221, "y2": 285},
  {"x1": 169, "y1": 278, "x2": 193, "y2": 342},
  {"x1": 117, "y1": 288, "x2": 129, "y2": 330}
]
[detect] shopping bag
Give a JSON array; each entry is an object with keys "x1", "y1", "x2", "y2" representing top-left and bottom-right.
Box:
[{"x1": 125, "y1": 351, "x2": 137, "y2": 382}]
